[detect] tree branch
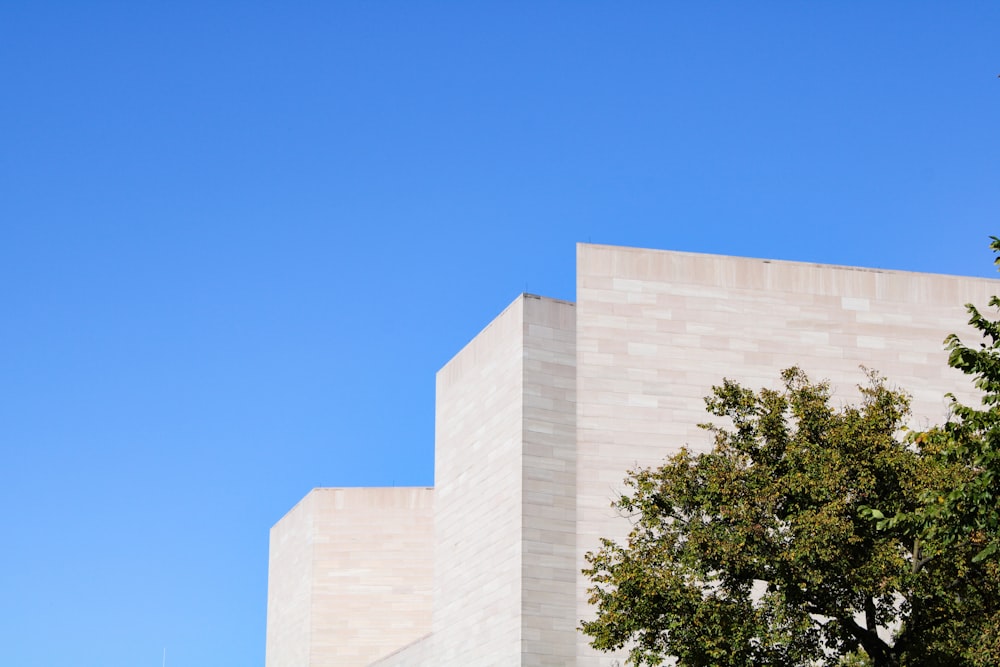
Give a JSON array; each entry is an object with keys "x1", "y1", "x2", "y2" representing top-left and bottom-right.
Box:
[
  {"x1": 911, "y1": 537, "x2": 934, "y2": 574},
  {"x1": 841, "y1": 615, "x2": 895, "y2": 667}
]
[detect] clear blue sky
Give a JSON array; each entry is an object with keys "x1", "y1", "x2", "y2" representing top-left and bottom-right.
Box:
[{"x1": 1, "y1": 3, "x2": 997, "y2": 665}]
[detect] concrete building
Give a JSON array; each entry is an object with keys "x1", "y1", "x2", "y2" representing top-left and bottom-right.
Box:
[{"x1": 265, "y1": 243, "x2": 999, "y2": 666}]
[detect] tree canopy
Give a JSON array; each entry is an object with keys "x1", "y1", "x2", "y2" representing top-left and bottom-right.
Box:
[
  {"x1": 887, "y1": 237, "x2": 1000, "y2": 565},
  {"x1": 581, "y1": 367, "x2": 1000, "y2": 666}
]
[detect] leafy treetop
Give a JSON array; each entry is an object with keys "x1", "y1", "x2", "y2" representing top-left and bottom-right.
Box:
[
  {"x1": 582, "y1": 368, "x2": 999, "y2": 667},
  {"x1": 881, "y1": 236, "x2": 1000, "y2": 565}
]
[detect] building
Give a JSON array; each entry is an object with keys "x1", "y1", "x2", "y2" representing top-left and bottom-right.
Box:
[{"x1": 265, "y1": 243, "x2": 998, "y2": 666}]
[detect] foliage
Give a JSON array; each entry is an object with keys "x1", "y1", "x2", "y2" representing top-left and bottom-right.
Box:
[
  {"x1": 887, "y1": 236, "x2": 1000, "y2": 565},
  {"x1": 581, "y1": 368, "x2": 1000, "y2": 667},
  {"x1": 838, "y1": 650, "x2": 873, "y2": 667}
]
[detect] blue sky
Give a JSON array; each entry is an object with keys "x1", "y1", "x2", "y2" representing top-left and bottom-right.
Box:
[{"x1": 1, "y1": 3, "x2": 998, "y2": 665}]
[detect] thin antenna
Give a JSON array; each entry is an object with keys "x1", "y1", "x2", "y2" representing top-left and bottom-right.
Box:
[{"x1": 163, "y1": 648, "x2": 166, "y2": 667}]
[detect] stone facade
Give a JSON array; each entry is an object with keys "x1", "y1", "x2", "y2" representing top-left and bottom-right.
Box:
[
  {"x1": 572, "y1": 244, "x2": 994, "y2": 665},
  {"x1": 265, "y1": 243, "x2": 999, "y2": 666},
  {"x1": 265, "y1": 488, "x2": 433, "y2": 667}
]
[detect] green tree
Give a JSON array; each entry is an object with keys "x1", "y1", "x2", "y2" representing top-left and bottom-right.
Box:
[
  {"x1": 903, "y1": 237, "x2": 1000, "y2": 564},
  {"x1": 581, "y1": 368, "x2": 999, "y2": 667}
]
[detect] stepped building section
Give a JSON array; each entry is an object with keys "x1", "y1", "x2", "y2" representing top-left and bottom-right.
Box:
[{"x1": 265, "y1": 243, "x2": 998, "y2": 666}]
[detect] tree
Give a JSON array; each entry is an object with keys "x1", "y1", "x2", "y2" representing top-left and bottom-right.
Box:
[
  {"x1": 897, "y1": 237, "x2": 1000, "y2": 565},
  {"x1": 581, "y1": 368, "x2": 1000, "y2": 667}
]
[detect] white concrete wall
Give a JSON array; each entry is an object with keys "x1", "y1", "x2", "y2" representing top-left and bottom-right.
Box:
[
  {"x1": 434, "y1": 296, "x2": 527, "y2": 665},
  {"x1": 573, "y1": 243, "x2": 1000, "y2": 665},
  {"x1": 433, "y1": 294, "x2": 577, "y2": 666},
  {"x1": 264, "y1": 487, "x2": 433, "y2": 667},
  {"x1": 266, "y1": 492, "x2": 315, "y2": 667},
  {"x1": 367, "y1": 633, "x2": 435, "y2": 666},
  {"x1": 521, "y1": 296, "x2": 577, "y2": 665}
]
